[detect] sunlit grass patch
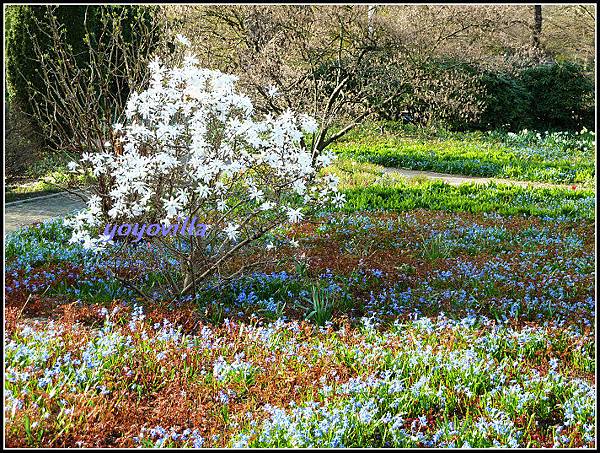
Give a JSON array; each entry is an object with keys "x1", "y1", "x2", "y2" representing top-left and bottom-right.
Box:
[{"x1": 330, "y1": 122, "x2": 596, "y2": 186}]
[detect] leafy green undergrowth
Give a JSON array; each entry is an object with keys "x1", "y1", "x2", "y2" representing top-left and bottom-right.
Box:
[
  {"x1": 5, "y1": 151, "x2": 87, "y2": 202},
  {"x1": 341, "y1": 181, "x2": 594, "y2": 219},
  {"x1": 5, "y1": 207, "x2": 594, "y2": 447},
  {"x1": 5, "y1": 181, "x2": 64, "y2": 203}
]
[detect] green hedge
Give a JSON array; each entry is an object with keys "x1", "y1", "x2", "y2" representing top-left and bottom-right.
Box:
[
  {"x1": 520, "y1": 62, "x2": 594, "y2": 131},
  {"x1": 369, "y1": 59, "x2": 594, "y2": 132},
  {"x1": 477, "y1": 71, "x2": 531, "y2": 131},
  {"x1": 6, "y1": 6, "x2": 96, "y2": 115}
]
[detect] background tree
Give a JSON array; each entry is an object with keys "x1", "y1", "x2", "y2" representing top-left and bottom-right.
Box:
[
  {"x1": 5, "y1": 5, "x2": 165, "y2": 158},
  {"x1": 168, "y1": 5, "x2": 492, "y2": 156},
  {"x1": 541, "y1": 5, "x2": 595, "y2": 68}
]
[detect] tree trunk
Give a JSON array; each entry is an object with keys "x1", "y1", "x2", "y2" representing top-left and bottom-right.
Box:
[
  {"x1": 532, "y1": 5, "x2": 542, "y2": 50},
  {"x1": 367, "y1": 5, "x2": 376, "y2": 39}
]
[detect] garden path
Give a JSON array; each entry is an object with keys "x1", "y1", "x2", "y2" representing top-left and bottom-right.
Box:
[
  {"x1": 380, "y1": 167, "x2": 580, "y2": 190},
  {"x1": 4, "y1": 170, "x2": 582, "y2": 234},
  {"x1": 4, "y1": 191, "x2": 88, "y2": 234}
]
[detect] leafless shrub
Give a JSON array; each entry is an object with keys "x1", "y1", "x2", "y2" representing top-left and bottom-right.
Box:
[{"x1": 19, "y1": 6, "x2": 167, "y2": 160}]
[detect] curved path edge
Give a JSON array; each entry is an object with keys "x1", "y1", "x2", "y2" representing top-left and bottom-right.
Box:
[
  {"x1": 380, "y1": 167, "x2": 585, "y2": 190},
  {"x1": 4, "y1": 170, "x2": 589, "y2": 235},
  {"x1": 4, "y1": 191, "x2": 89, "y2": 235}
]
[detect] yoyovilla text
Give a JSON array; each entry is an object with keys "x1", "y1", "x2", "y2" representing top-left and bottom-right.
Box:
[{"x1": 103, "y1": 217, "x2": 207, "y2": 242}]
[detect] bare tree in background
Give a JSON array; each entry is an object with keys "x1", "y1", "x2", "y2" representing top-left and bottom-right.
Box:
[
  {"x1": 15, "y1": 5, "x2": 167, "y2": 214},
  {"x1": 532, "y1": 5, "x2": 543, "y2": 51},
  {"x1": 542, "y1": 5, "x2": 595, "y2": 68},
  {"x1": 168, "y1": 5, "x2": 492, "y2": 160},
  {"x1": 171, "y1": 5, "x2": 394, "y2": 162},
  {"x1": 22, "y1": 6, "x2": 166, "y2": 157},
  {"x1": 367, "y1": 4, "x2": 376, "y2": 39}
]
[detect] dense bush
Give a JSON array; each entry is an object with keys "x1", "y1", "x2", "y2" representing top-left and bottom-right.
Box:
[
  {"x1": 6, "y1": 6, "x2": 101, "y2": 127},
  {"x1": 5, "y1": 101, "x2": 44, "y2": 180},
  {"x1": 477, "y1": 62, "x2": 594, "y2": 132},
  {"x1": 520, "y1": 62, "x2": 594, "y2": 131},
  {"x1": 360, "y1": 57, "x2": 594, "y2": 132},
  {"x1": 477, "y1": 71, "x2": 531, "y2": 131},
  {"x1": 354, "y1": 58, "x2": 486, "y2": 130},
  {"x1": 5, "y1": 6, "x2": 87, "y2": 112}
]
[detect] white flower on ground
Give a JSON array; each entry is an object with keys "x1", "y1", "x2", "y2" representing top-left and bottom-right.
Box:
[
  {"x1": 332, "y1": 192, "x2": 346, "y2": 208},
  {"x1": 67, "y1": 161, "x2": 79, "y2": 172},
  {"x1": 224, "y1": 223, "x2": 240, "y2": 242},
  {"x1": 286, "y1": 207, "x2": 304, "y2": 223},
  {"x1": 176, "y1": 34, "x2": 191, "y2": 47}
]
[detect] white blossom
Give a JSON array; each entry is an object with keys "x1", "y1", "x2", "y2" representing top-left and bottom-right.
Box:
[
  {"x1": 332, "y1": 192, "x2": 346, "y2": 208},
  {"x1": 286, "y1": 207, "x2": 304, "y2": 223},
  {"x1": 163, "y1": 196, "x2": 182, "y2": 219},
  {"x1": 68, "y1": 54, "x2": 343, "y2": 253},
  {"x1": 299, "y1": 114, "x2": 318, "y2": 134},
  {"x1": 176, "y1": 34, "x2": 191, "y2": 47},
  {"x1": 224, "y1": 223, "x2": 240, "y2": 242},
  {"x1": 249, "y1": 186, "x2": 264, "y2": 201},
  {"x1": 260, "y1": 201, "x2": 274, "y2": 211}
]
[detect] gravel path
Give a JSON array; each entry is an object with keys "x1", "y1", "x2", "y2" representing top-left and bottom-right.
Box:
[
  {"x1": 4, "y1": 191, "x2": 88, "y2": 235},
  {"x1": 380, "y1": 167, "x2": 578, "y2": 189},
  {"x1": 3, "y1": 169, "x2": 582, "y2": 235}
]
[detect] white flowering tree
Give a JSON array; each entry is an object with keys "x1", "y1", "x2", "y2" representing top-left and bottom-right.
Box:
[{"x1": 67, "y1": 44, "x2": 344, "y2": 297}]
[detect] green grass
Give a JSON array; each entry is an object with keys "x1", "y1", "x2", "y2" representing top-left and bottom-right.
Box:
[
  {"x1": 328, "y1": 159, "x2": 595, "y2": 220},
  {"x1": 5, "y1": 181, "x2": 64, "y2": 203},
  {"x1": 329, "y1": 122, "x2": 595, "y2": 186},
  {"x1": 5, "y1": 152, "x2": 85, "y2": 202}
]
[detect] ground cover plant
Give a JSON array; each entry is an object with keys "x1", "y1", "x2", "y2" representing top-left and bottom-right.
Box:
[
  {"x1": 4, "y1": 193, "x2": 596, "y2": 446},
  {"x1": 5, "y1": 153, "x2": 88, "y2": 203},
  {"x1": 4, "y1": 69, "x2": 596, "y2": 449},
  {"x1": 330, "y1": 123, "x2": 596, "y2": 186},
  {"x1": 3, "y1": 6, "x2": 597, "y2": 448}
]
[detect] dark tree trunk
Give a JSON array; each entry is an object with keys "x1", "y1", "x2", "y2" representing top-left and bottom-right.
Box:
[{"x1": 532, "y1": 5, "x2": 542, "y2": 50}]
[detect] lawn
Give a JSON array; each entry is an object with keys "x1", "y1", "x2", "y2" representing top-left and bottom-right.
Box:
[
  {"x1": 4, "y1": 153, "x2": 596, "y2": 447},
  {"x1": 330, "y1": 124, "x2": 596, "y2": 186}
]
